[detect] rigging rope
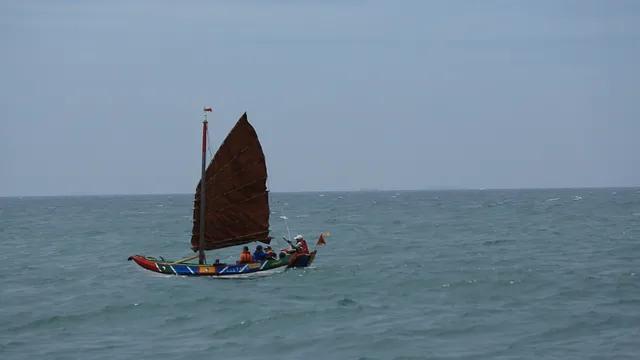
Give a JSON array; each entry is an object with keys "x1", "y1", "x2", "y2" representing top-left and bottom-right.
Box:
[
  {"x1": 206, "y1": 126, "x2": 213, "y2": 160},
  {"x1": 277, "y1": 201, "x2": 293, "y2": 244}
]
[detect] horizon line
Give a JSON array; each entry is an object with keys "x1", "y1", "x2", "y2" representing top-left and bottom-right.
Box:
[{"x1": 1, "y1": 185, "x2": 638, "y2": 199}]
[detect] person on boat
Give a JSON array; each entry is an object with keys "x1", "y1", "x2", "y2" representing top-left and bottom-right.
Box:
[
  {"x1": 253, "y1": 245, "x2": 267, "y2": 262},
  {"x1": 264, "y1": 246, "x2": 277, "y2": 260},
  {"x1": 293, "y1": 234, "x2": 310, "y2": 255},
  {"x1": 238, "y1": 246, "x2": 253, "y2": 264}
]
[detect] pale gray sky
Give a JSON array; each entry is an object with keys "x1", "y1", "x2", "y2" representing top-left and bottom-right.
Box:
[{"x1": 1, "y1": 1, "x2": 639, "y2": 196}]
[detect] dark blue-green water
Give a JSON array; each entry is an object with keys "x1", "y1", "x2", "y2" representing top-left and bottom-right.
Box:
[{"x1": 1, "y1": 189, "x2": 639, "y2": 359}]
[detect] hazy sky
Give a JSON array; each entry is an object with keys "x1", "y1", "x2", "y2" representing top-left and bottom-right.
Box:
[{"x1": 1, "y1": 1, "x2": 639, "y2": 196}]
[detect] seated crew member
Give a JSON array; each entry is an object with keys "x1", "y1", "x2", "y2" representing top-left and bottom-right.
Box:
[
  {"x1": 238, "y1": 246, "x2": 253, "y2": 264},
  {"x1": 264, "y1": 246, "x2": 277, "y2": 260},
  {"x1": 253, "y1": 245, "x2": 267, "y2": 262}
]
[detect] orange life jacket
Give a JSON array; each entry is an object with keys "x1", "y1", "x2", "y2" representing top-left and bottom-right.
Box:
[{"x1": 239, "y1": 251, "x2": 253, "y2": 263}]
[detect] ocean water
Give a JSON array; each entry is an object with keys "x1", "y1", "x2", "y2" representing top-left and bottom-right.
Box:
[{"x1": 1, "y1": 189, "x2": 639, "y2": 359}]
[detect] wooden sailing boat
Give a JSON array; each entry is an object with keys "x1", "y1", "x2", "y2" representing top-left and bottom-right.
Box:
[{"x1": 129, "y1": 110, "x2": 318, "y2": 277}]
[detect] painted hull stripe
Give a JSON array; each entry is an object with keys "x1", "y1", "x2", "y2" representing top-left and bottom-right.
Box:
[{"x1": 133, "y1": 255, "x2": 313, "y2": 276}]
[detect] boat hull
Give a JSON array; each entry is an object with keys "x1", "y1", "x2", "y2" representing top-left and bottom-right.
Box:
[{"x1": 128, "y1": 251, "x2": 317, "y2": 277}]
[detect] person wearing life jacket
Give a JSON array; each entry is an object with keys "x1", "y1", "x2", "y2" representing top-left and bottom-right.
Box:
[
  {"x1": 253, "y1": 245, "x2": 267, "y2": 262},
  {"x1": 238, "y1": 246, "x2": 253, "y2": 264},
  {"x1": 293, "y1": 234, "x2": 310, "y2": 255}
]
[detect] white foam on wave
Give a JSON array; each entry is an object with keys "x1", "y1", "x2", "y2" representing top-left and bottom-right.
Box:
[
  {"x1": 546, "y1": 198, "x2": 560, "y2": 202},
  {"x1": 573, "y1": 196, "x2": 583, "y2": 201},
  {"x1": 121, "y1": 211, "x2": 148, "y2": 215}
]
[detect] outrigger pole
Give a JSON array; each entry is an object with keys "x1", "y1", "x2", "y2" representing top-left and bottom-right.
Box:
[{"x1": 199, "y1": 107, "x2": 211, "y2": 264}]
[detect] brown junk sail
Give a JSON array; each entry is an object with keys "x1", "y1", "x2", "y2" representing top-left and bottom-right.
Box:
[{"x1": 191, "y1": 113, "x2": 271, "y2": 251}]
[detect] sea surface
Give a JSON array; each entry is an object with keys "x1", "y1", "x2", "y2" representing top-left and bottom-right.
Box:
[{"x1": 1, "y1": 189, "x2": 639, "y2": 359}]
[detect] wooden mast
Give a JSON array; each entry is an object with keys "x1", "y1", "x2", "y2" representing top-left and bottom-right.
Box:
[{"x1": 198, "y1": 108, "x2": 210, "y2": 264}]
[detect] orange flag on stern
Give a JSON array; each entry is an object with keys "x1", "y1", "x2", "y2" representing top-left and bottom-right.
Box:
[{"x1": 316, "y1": 233, "x2": 327, "y2": 247}]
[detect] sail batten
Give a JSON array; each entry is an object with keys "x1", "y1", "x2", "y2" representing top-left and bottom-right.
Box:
[
  {"x1": 210, "y1": 192, "x2": 268, "y2": 213},
  {"x1": 206, "y1": 179, "x2": 268, "y2": 203},
  {"x1": 190, "y1": 113, "x2": 271, "y2": 251}
]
